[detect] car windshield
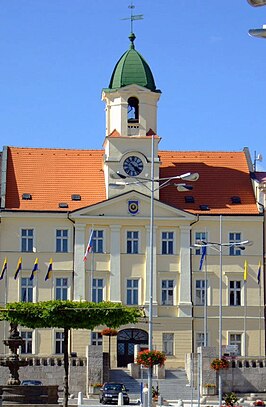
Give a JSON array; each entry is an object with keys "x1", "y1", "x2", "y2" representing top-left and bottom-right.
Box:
[{"x1": 104, "y1": 384, "x2": 124, "y2": 391}]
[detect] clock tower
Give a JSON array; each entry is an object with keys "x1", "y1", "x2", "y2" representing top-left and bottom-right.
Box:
[{"x1": 102, "y1": 33, "x2": 161, "y2": 199}]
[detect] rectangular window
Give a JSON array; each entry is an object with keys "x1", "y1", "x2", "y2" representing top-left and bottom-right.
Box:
[
  {"x1": 196, "y1": 332, "x2": 208, "y2": 348},
  {"x1": 56, "y1": 229, "x2": 68, "y2": 253},
  {"x1": 229, "y1": 333, "x2": 241, "y2": 355},
  {"x1": 126, "y1": 279, "x2": 139, "y2": 305},
  {"x1": 92, "y1": 230, "x2": 104, "y2": 253},
  {"x1": 21, "y1": 277, "x2": 33, "y2": 302},
  {"x1": 127, "y1": 231, "x2": 139, "y2": 254},
  {"x1": 195, "y1": 280, "x2": 206, "y2": 306},
  {"x1": 20, "y1": 331, "x2": 33, "y2": 354},
  {"x1": 161, "y1": 232, "x2": 174, "y2": 255},
  {"x1": 21, "y1": 229, "x2": 34, "y2": 252},
  {"x1": 161, "y1": 280, "x2": 174, "y2": 305},
  {"x1": 163, "y1": 333, "x2": 174, "y2": 355},
  {"x1": 195, "y1": 232, "x2": 208, "y2": 255},
  {"x1": 229, "y1": 281, "x2": 241, "y2": 306},
  {"x1": 92, "y1": 278, "x2": 103, "y2": 303},
  {"x1": 55, "y1": 278, "x2": 68, "y2": 300},
  {"x1": 55, "y1": 331, "x2": 64, "y2": 354},
  {"x1": 91, "y1": 332, "x2": 103, "y2": 346},
  {"x1": 229, "y1": 232, "x2": 242, "y2": 256}
]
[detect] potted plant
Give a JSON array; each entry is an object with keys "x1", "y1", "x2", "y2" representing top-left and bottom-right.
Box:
[
  {"x1": 203, "y1": 383, "x2": 216, "y2": 396},
  {"x1": 210, "y1": 357, "x2": 229, "y2": 371},
  {"x1": 136, "y1": 349, "x2": 166, "y2": 368},
  {"x1": 101, "y1": 328, "x2": 118, "y2": 368},
  {"x1": 254, "y1": 401, "x2": 265, "y2": 406},
  {"x1": 223, "y1": 392, "x2": 239, "y2": 407},
  {"x1": 89, "y1": 383, "x2": 102, "y2": 395},
  {"x1": 152, "y1": 385, "x2": 159, "y2": 401}
]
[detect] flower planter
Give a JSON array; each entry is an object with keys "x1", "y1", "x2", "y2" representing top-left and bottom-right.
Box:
[
  {"x1": 203, "y1": 386, "x2": 216, "y2": 396},
  {"x1": 89, "y1": 385, "x2": 101, "y2": 395}
]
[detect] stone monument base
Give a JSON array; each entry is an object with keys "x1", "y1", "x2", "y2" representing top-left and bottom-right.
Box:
[{"x1": 0, "y1": 385, "x2": 59, "y2": 405}]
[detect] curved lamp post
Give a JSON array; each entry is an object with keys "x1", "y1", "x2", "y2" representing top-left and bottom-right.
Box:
[
  {"x1": 193, "y1": 215, "x2": 252, "y2": 407},
  {"x1": 247, "y1": 0, "x2": 266, "y2": 38},
  {"x1": 110, "y1": 135, "x2": 199, "y2": 407}
]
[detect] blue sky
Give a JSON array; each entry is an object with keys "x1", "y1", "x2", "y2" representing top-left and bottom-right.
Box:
[{"x1": 0, "y1": 0, "x2": 265, "y2": 169}]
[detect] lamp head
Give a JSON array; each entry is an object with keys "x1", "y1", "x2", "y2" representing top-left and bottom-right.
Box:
[
  {"x1": 247, "y1": 0, "x2": 266, "y2": 6},
  {"x1": 109, "y1": 183, "x2": 126, "y2": 190},
  {"x1": 180, "y1": 172, "x2": 199, "y2": 182},
  {"x1": 110, "y1": 171, "x2": 127, "y2": 179},
  {"x1": 175, "y1": 184, "x2": 193, "y2": 192}
]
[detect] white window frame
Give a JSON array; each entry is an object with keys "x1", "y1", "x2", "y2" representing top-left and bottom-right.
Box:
[
  {"x1": 20, "y1": 228, "x2": 35, "y2": 252},
  {"x1": 161, "y1": 279, "x2": 175, "y2": 306},
  {"x1": 54, "y1": 330, "x2": 65, "y2": 354},
  {"x1": 126, "y1": 278, "x2": 140, "y2": 305},
  {"x1": 229, "y1": 280, "x2": 241, "y2": 306},
  {"x1": 195, "y1": 279, "x2": 207, "y2": 306},
  {"x1": 194, "y1": 231, "x2": 208, "y2": 255},
  {"x1": 228, "y1": 332, "x2": 242, "y2": 356},
  {"x1": 229, "y1": 232, "x2": 242, "y2": 256},
  {"x1": 161, "y1": 231, "x2": 175, "y2": 255},
  {"x1": 20, "y1": 277, "x2": 35, "y2": 302},
  {"x1": 20, "y1": 329, "x2": 35, "y2": 354},
  {"x1": 92, "y1": 278, "x2": 105, "y2": 303},
  {"x1": 91, "y1": 332, "x2": 103, "y2": 346},
  {"x1": 126, "y1": 230, "x2": 140, "y2": 254},
  {"x1": 54, "y1": 277, "x2": 69, "y2": 300},
  {"x1": 162, "y1": 333, "x2": 174, "y2": 356},
  {"x1": 55, "y1": 229, "x2": 69, "y2": 253},
  {"x1": 195, "y1": 332, "x2": 208, "y2": 348},
  {"x1": 92, "y1": 230, "x2": 105, "y2": 253}
]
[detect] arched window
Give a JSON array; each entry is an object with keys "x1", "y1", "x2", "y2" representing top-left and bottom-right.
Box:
[{"x1": 127, "y1": 97, "x2": 139, "y2": 123}]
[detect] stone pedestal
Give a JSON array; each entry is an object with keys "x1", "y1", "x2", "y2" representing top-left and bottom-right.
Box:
[{"x1": 0, "y1": 385, "x2": 58, "y2": 405}]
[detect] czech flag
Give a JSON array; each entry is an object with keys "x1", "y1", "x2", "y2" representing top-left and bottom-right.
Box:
[{"x1": 83, "y1": 229, "x2": 94, "y2": 261}]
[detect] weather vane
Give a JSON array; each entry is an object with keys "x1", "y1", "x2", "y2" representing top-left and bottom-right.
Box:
[{"x1": 121, "y1": 1, "x2": 144, "y2": 33}]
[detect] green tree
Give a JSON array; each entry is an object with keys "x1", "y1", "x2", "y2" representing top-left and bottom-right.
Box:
[{"x1": 0, "y1": 300, "x2": 141, "y2": 407}]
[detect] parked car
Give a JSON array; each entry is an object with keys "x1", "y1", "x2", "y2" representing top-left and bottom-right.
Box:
[
  {"x1": 99, "y1": 382, "x2": 130, "y2": 404},
  {"x1": 21, "y1": 380, "x2": 43, "y2": 386}
]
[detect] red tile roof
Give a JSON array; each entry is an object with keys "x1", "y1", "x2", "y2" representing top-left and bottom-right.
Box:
[{"x1": 3, "y1": 147, "x2": 258, "y2": 215}]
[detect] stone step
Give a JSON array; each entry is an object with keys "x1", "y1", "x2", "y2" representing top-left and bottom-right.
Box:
[{"x1": 109, "y1": 369, "x2": 193, "y2": 401}]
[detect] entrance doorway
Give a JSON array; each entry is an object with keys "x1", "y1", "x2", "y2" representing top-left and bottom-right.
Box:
[{"x1": 117, "y1": 329, "x2": 148, "y2": 367}]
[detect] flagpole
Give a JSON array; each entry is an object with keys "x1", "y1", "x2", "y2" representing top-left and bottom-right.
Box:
[
  {"x1": 259, "y1": 282, "x2": 262, "y2": 358},
  {"x1": 244, "y1": 279, "x2": 247, "y2": 357},
  {"x1": 4, "y1": 259, "x2": 8, "y2": 355},
  {"x1": 204, "y1": 249, "x2": 208, "y2": 346}
]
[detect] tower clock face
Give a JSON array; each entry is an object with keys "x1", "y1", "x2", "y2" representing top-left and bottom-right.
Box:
[{"x1": 123, "y1": 156, "x2": 144, "y2": 177}]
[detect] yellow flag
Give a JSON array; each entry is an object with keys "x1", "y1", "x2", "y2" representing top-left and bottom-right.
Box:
[{"x1": 244, "y1": 260, "x2": 248, "y2": 281}]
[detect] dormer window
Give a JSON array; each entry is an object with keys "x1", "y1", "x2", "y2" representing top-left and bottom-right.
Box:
[{"x1": 127, "y1": 97, "x2": 139, "y2": 123}]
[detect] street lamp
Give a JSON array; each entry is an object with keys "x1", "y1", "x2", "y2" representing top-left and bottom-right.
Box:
[
  {"x1": 110, "y1": 135, "x2": 199, "y2": 407},
  {"x1": 247, "y1": 0, "x2": 266, "y2": 37},
  {"x1": 193, "y1": 216, "x2": 252, "y2": 407},
  {"x1": 247, "y1": 0, "x2": 266, "y2": 6}
]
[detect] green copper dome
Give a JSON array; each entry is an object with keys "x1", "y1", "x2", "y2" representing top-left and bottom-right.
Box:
[{"x1": 107, "y1": 33, "x2": 159, "y2": 92}]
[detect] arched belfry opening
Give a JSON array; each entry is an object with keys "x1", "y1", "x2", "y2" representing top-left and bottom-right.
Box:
[{"x1": 127, "y1": 97, "x2": 139, "y2": 123}]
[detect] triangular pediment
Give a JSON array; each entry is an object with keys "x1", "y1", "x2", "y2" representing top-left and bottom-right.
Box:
[{"x1": 70, "y1": 191, "x2": 196, "y2": 221}]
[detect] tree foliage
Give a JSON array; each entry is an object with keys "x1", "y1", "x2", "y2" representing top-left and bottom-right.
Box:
[{"x1": 0, "y1": 300, "x2": 142, "y2": 330}]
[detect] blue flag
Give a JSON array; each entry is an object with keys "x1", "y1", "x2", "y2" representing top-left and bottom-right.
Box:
[{"x1": 199, "y1": 246, "x2": 207, "y2": 271}]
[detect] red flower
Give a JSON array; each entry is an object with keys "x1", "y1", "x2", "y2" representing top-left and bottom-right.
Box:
[
  {"x1": 136, "y1": 350, "x2": 166, "y2": 368},
  {"x1": 100, "y1": 328, "x2": 118, "y2": 336}
]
